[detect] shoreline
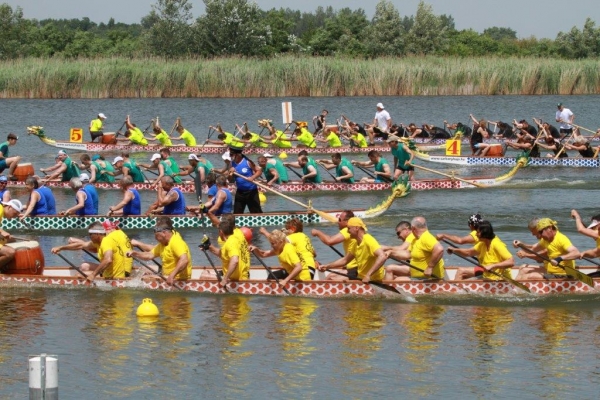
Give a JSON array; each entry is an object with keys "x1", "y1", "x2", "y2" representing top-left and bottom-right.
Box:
[{"x1": 0, "y1": 56, "x2": 599, "y2": 99}]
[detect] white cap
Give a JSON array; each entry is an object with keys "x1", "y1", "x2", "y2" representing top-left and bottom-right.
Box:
[
  {"x1": 151, "y1": 153, "x2": 161, "y2": 161},
  {"x1": 112, "y1": 156, "x2": 124, "y2": 165},
  {"x1": 2, "y1": 199, "x2": 23, "y2": 212},
  {"x1": 98, "y1": 113, "x2": 107, "y2": 119},
  {"x1": 386, "y1": 135, "x2": 400, "y2": 143},
  {"x1": 188, "y1": 154, "x2": 200, "y2": 161},
  {"x1": 79, "y1": 173, "x2": 90, "y2": 182},
  {"x1": 588, "y1": 220, "x2": 600, "y2": 229},
  {"x1": 377, "y1": 103, "x2": 384, "y2": 109},
  {"x1": 263, "y1": 153, "x2": 274, "y2": 158},
  {"x1": 57, "y1": 150, "x2": 67, "y2": 156},
  {"x1": 222, "y1": 152, "x2": 231, "y2": 161}
]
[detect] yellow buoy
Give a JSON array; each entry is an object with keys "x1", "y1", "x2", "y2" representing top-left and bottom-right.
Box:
[
  {"x1": 137, "y1": 298, "x2": 159, "y2": 317},
  {"x1": 259, "y1": 192, "x2": 267, "y2": 205},
  {"x1": 279, "y1": 152, "x2": 288, "y2": 160}
]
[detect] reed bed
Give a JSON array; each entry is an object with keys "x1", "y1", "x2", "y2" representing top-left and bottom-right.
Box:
[{"x1": 0, "y1": 56, "x2": 598, "y2": 98}]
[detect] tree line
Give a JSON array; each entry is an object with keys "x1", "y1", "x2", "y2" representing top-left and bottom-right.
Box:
[{"x1": 0, "y1": 0, "x2": 599, "y2": 60}]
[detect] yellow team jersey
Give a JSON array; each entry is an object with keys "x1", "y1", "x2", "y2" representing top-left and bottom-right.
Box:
[
  {"x1": 155, "y1": 130, "x2": 173, "y2": 146},
  {"x1": 326, "y1": 132, "x2": 342, "y2": 147},
  {"x1": 223, "y1": 132, "x2": 244, "y2": 148},
  {"x1": 286, "y1": 232, "x2": 316, "y2": 269},
  {"x1": 339, "y1": 227, "x2": 358, "y2": 270},
  {"x1": 348, "y1": 233, "x2": 385, "y2": 281},
  {"x1": 90, "y1": 118, "x2": 103, "y2": 132},
  {"x1": 218, "y1": 227, "x2": 247, "y2": 247},
  {"x1": 98, "y1": 229, "x2": 133, "y2": 278},
  {"x1": 273, "y1": 130, "x2": 292, "y2": 148},
  {"x1": 297, "y1": 128, "x2": 316, "y2": 148},
  {"x1": 405, "y1": 232, "x2": 415, "y2": 244},
  {"x1": 129, "y1": 127, "x2": 148, "y2": 145},
  {"x1": 409, "y1": 230, "x2": 445, "y2": 278},
  {"x1": 278, "y1": 242, "x2": 311, "y2": 281},
  {"x1": 352, "y1": 133, "x2": 368, "y2": 148},
  {"x1": 539, "y1": 230, "x2": 575, "y2": 275},
  {"x1": 220, "y1": 235, "x2": 250, "y2": 280},
  {"x1": 180, "y1": 129, "x2": 197, "y2": 146},
  {"x1": 152, "y1": 232, "x2": 192, "y2": 280},
  {"x1": 249, "y1": 132, "x2": 269, "y2": 148},
  {"x1": 474, "y1": 236, "x2": 512, "y2": 281},
  {"x1": 470, "y1": 230, "x2": 480, "y2": 243}
]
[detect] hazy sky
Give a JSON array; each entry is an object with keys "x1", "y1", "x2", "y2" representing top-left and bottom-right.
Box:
[{"x1": 4, "y1": 0, "x2": 600, "y2": 39}]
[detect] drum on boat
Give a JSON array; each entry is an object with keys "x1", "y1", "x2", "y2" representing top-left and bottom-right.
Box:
[
  {"x1": 101, "y1": 133, "x2": 116, "y2": 144},
  {"x1": 324, "y1": 125, "x2": 339, "y2": 133},
  {"x1": 2, "y1": 240, "x2": 45, "y2": 275},
  {"x1": 486, "y1": 144, "x2": 504, "y2": 157},
  {"x1": 13, "y1": 163, "x2": 34, "y2": 181}
]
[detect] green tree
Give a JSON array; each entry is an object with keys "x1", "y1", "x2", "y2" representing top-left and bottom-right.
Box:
[
  {"x1": 483, "y1": 27, "x2": 517, "y2": 41},
  {"x1": 194, "y1": 0, "x2": 268, "y2": 56},
  {"x1": 308, "y1": 8, "x2": 368, "y2": 56},
  {"x1": 404, "y1": 1, "x2": 449, "y2": 55},
  {"x1": 555, "y1": 18, "x2": 600, "y2": 58},
  {"x1": 363, "y1": 0, "x2": 404, "y2": 57},
  {"x1": 144, "y1": 0, "x2": 194, "y2": 58},
  {"x1": 0, "y1": 4, "x2": 33, "y2": 59}
]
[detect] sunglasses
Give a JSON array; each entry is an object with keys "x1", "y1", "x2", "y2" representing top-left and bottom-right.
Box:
[{"x1": 153, "y1": 227, "x2": 171, "y2": 233}]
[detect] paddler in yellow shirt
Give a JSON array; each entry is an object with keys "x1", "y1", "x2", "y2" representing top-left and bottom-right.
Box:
[
  {"x1": 382, "y1": 220, "x2": 414, "y2": 280},
  {"x1": 447, "y1": 221, "x2": 514, "y2": 281},
  {"x1": 204, "y1": 218, "x2": 250, "y2": 287},
  {"x1": 128, "y1": 221, "x2": 192, "y2": 285},
  {"x1": 514, "y1": 218, "x2": 580, "y2": 280},
  {"x1": 312, "y1": 210, "x2": 358, "y2": 281},
  {"x1": 87, "y1": 220, "x2": 133, "y2": 281},
  {"x1": 260, "y1": 120, "x2": 292, "y2": 149},
  {"x1": 318, "y1": 217, "x2": 387, "y2": 283},
  {"x1": 206, "y1": 124, "x2": 245, "y2": 148},
  {"x1": 119, "y1": 115, "x2": 149, "y2": 146},
  {"x1": 238, "y1": 122, "x2": 270, "y2": 148},
  {"x1": 289, "y1": 122, "x2": 317, "y2": 148}
]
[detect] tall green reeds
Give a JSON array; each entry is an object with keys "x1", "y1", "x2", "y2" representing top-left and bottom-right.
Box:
[{"x1": 0, "y1": 56, "x2": 598, "y2": 98}]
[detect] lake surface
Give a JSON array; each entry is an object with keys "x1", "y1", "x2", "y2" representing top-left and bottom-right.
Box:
[{"x1": 0, "y1": 95, "x2": 599, "y2": 398}]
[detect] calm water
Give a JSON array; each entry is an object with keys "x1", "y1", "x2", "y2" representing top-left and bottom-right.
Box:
[{"x1": 1, "y1": 96, "x2": 600, "y2": 398}]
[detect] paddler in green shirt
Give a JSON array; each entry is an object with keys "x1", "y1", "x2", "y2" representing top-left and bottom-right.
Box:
[
  {"x1": 40, "y1": 150, "x2": 81, "y2": 183},
  {"x1": 206, "y1": 124, "x2": 245, "y2": 148},
  {"x1": 287, "y1": 155, "x2": 321, "y2": 183},
  {"x1": 140, "y1": 153, "x2": 183, "y2": 187},
  {"x1": 159, "y1": 148, "x2": 181, "y2": 175},
  {"x1": 318, "y1": 153, "x2": 355, "y2": 183},
  {"x1": 258, "y1": 153, "x2": 289, "y2": 185}
]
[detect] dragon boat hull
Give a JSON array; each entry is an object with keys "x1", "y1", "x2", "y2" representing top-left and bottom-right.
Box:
[
  {"x1": 2, "y1": 273, "x2": 599, "y2": 297},
  {"x1": 415, "y1": 152, "x2": 600, "y2": 168}
]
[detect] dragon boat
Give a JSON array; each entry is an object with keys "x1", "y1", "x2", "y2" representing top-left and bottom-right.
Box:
[
  {"x1": 414, "y1": 148, "x2": 600, "y2": 168},
  {"x1": 26, "y1": 126, "x2": 461, "y2": 155},
  {"x1": 1, "y1": 180, "x2": 410, "y2": 232},
  {"x1": 11, "y1": 158, "x2": 522, "y2": 194},
  {"x1": 3, "y1": 265, "x2": 600, "y2": 298}
]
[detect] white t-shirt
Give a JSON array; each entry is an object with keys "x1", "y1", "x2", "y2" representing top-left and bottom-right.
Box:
[
  {"x1": 555, "y1": 108, "x2": 573, "y2": 130},
  {"x1": 375, "y1": 110, "x2": 391, "y2": 131}
]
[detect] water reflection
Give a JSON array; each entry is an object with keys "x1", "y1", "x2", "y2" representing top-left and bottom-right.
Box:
[
  {"x1": 400, "y1": 304, "x2": 445, "y2": 375},
  {"x1": 340, "y1": 300, "x2": 386, "y2": 372}
]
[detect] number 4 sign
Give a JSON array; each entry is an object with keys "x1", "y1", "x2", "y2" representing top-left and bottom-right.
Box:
[{"x1": 445, "y1": 139, "x2": 461, "y2": 156}]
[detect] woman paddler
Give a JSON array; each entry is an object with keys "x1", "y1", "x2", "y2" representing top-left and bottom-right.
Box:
[{"x1": 228, "y1": 146, "x2": 263, "y2": 214}]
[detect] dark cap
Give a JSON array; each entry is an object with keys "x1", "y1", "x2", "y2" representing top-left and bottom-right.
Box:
[
  {"x1": 7, "y1": 133, "x2": 18, "y2": 140},
  {"x1": 557, "y1": 102, "x2": 563, "y2": 107},
  {"x1": 228, "y1": 146, "x2": 243, "y2": 154}
]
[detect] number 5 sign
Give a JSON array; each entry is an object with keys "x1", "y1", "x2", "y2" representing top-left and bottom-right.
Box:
[
  {"x1": 445, "y1": 139, "x2": 461, "y2": 156},
  {"x1": 70, "y1": 128, "x2": 83, "y2": 143}
]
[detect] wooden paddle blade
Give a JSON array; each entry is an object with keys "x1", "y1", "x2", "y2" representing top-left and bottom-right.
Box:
[
  {"x1": 502, "y1": 275, "x2": 531, "y2": 293},
  {"x1": 315, "y1": 209, "x2": 338, "y2": 223},
  {"x1": 563, "y1": 265, "x2": 595, "y2": 288}
]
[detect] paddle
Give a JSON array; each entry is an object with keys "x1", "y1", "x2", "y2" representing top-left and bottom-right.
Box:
[
  {"x1": 515, "y1": 243, "x2": 595, "y2": 288},
  {"x1": 200, "y1": 247, "x2": 229, "y2": 292},
  {"x1": 326, "y1": 245, "x2": 413, "y2": 298},
  {"x1": 316, "y1": 161, "x2": 342, "y2": 182},
  {"x1": 569, "y1": 122, "x2": 596, "y2": 135},
  {"x1": 232, "y1": 172, "x2": 338, "y2": 223},
  {"x1": 446, "y1": 247, "x2": 531, "y2": 293},
  {"x1": 252, "y1": 253, "x2": 290, "y2": 295},
  {"x1": 132, "y1": 256, "x2": 169, "y2": 283},
  {"x1": 284, "y1": 164, "x2": 311, "y2": 184},
  {"x1": 55, "y1": 252, "x2": 89, "y2": 280},
  {"x1": 354, "y1": 164, "x2": 377, "y2": 180},
  {"x1": 410, "y1": 164, "x2": 487, "y2": 188}
]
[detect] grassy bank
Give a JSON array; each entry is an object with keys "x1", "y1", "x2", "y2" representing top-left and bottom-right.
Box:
[{"x1": 0, "y1": 56, "x2": 598, "y2": 98}]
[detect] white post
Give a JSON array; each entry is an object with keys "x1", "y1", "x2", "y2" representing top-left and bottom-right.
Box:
[
  {"x1": 282, "y1": 102, "x2": 293, "y2": 125},
  {"x1": 29, "y1": 354, "x2": 58, "y2": 400}
]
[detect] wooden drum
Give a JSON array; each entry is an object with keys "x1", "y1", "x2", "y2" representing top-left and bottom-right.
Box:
[
  {"x1": 324, "y1": 125, "x2": 339, "y2": 134},
  {"x1": 101, "y1": 133, "x2": 116, "y2": 144},
  {"x1": 486, "y1": 144, "x2": 504, "y2": 157},
  {"x1": 3, "y1": 241, "x2": 45, "y2": 275},
  {"x1": 13, "y1": 163, "x2": 34, "y2": 181}
]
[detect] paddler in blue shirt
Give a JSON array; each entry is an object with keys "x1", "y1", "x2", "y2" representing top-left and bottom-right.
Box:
[
  {"x1": 144, "y1": 176, "x2": 186, "y2": 216},
  {"x1": 228, "y1": 146, "x2": 263, "y2": 214}
]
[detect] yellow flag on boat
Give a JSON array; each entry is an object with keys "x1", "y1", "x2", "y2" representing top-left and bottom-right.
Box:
[
  {"x1": 70, "y1": 128, "x2": 83, "y2": 143},
  {"x1": 445, "y1": 139, "x2": 461, "y2": 156}
]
